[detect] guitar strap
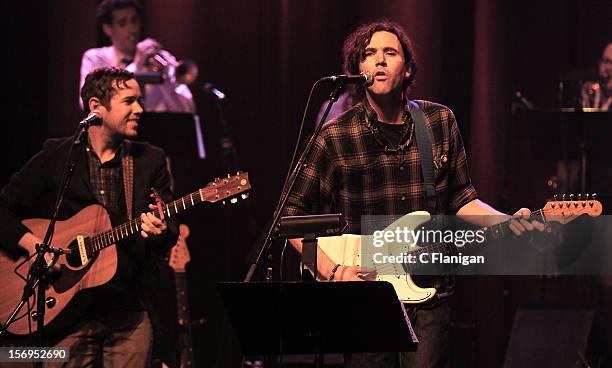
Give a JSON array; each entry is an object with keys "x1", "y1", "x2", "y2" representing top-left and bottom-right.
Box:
[
  {"x1": 408, "y1": 100, "x2": 437, "y2": 214},
  {"x1": 121, "y1": 140, "x2": 134, "y2": 220}
]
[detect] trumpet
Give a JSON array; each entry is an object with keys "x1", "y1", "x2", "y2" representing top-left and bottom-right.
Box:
[
  {"x1": 581, "y1": 80, "x2": 601, "y2": 108},
  {"x1": 146, "y1": 52, "x2": 199, "y2": 85}
]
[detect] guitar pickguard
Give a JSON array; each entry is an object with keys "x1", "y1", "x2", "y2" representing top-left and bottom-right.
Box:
[{"x1": 52, "y1": 254, "x2": 97, "y2": 293}]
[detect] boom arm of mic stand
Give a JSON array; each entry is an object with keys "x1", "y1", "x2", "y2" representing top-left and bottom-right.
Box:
[{"x1": 243, "y1": 83, "x2": 343, "y2": 282}]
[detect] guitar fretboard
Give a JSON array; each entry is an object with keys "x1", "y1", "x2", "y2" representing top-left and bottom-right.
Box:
[
  {"x1": 174, "y1": 271, "x2": 196, "y2": 367},
  {"x1": 80, "y1": 184, "x2": 232, "y2": 255},
  {"x1": 400, "y1": 209, "x2": 546, "y2": 271}
]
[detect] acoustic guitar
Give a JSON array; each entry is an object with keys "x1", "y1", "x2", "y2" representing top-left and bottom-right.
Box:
[{"x1": 0, "y1": 172, "x2": 250, "y2": 335}]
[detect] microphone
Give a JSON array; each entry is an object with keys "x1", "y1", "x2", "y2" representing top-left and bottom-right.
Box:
[
  {"x1": 320, "y1": 71, "x2": 373, "y2": 86},
  {"x1": 79, "y1": 111, "x2": 102, "y2": 127},
  {"x1": 514, "y1": 91, "x2": 534, "y2": 110},
  {"x1": 48, "y1": 246, "x2": 73, "y2": 255},
  {"x1": 202, "y1": 83, "x2": 226, "y2": 101}
]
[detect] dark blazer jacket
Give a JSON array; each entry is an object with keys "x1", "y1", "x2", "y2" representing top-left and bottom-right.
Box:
[{"x1": 0, "y1": 137, "x2": 179, "y2": 342}]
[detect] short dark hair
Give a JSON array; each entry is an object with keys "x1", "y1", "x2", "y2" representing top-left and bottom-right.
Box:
[
  {"x1": 81, "y1": 67, "x2": 135, "y2": 113},
  {"x1": 343, "y1": 20, "x2": 417, "y2": 94},
  {"x1": 96, "y1": 0, "x2": 143, "y2": 25}
]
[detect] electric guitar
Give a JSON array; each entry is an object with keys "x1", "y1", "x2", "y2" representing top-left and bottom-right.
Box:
[
  {"x1": 0, "y1": 172, "x2": 251, "y2": 335},
  {"x1": 168, "y1": 224, "x2": 196, "y2": 368},
  {"x1": 317, "y1": 198, "x2": 603, "y2": 304}
]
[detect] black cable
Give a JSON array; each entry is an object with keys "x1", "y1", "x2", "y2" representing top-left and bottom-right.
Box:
[
  {"x1": 279, "y1": 79, "x2": 323, "y2": 198},
  {"x1": 276, "y1": 80, "x2": 323, "y2": 282},
  {"x1": 279, "y1": 239, "x2": 289, "y2": 281}
]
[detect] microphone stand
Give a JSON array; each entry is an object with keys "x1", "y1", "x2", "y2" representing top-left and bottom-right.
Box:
[
  {"x1": 0, "y1": 119, "x2": 96, "y2": 367},
  {"x1": 211, "y1": 95, "x2": 258, "y2": 278},
  {"x1": 243, "y1": 81, "x2": 344, "y2": 282}
]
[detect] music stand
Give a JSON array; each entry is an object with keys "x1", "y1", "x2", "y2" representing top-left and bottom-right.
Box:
[
  {"x1": 514, "y1": 108, "x2": 612, "y2": 193},
  {"x1": 217, "y1": 281, "x2": 417, "y2": 358},
  {"x1": 137, "y1": 112, "x2": 206, "y2": 161},
  {"x1": 278, "y1": 214, "x2": 346, "y2": 281}
]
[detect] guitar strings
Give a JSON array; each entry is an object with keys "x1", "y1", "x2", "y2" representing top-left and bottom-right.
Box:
[{"x1": 66, "y1": 190, "x2": 211, "y2": 256}]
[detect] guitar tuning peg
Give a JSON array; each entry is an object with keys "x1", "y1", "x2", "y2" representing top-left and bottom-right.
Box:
[
  {"x1": 569, "y1": 193, "x2": 574, "y2": 201},
  {"x1": 222, "y1": 200, "x2": 226, "y2": 206},
  {"x1": 227, "y1": 173, "x2": 231, "y2": 178},
  {"x1": 553, "y1": 194, "x2": 558, "y2": 201},
  {"x1": 578, "y1": 193, "x2": 582, "y2": 201},
  {"x1": 585, "y1": 193, "x2": 590, "y2": 200},
  {"x1": 230, "y1": 198, "x2": 238, "y2": 204},
  {"x1": 561, "y1": 193, "x2": 570, "y2": 208},
  {"x1": 592, "y1": 193, "x2": 597, "y2": 201},
  {"x1": 241, "y1": 193, "x2": 249, "y2": 200}
]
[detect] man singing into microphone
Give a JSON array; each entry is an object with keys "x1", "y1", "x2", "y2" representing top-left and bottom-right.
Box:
[
  {"x1": 283, "y1": 20, "x2": 542, "y2": 367},
  {"x1": 0, "y1": 67, "x2": 178, "y2": 367},
  {"x1": 80, "y1": 0, "x2": 195, "y2": 113}
]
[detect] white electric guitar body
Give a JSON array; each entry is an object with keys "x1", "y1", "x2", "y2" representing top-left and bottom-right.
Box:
[
  {"x1": 317, "y1": 199, "x2": 602, "y2": 304},
  {"x1": 318, "y1": 211, "x2": 436, "y2": 304}
]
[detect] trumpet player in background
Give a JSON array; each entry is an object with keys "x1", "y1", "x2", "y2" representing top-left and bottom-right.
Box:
[
  {"x1": 80, "y1": 0, "x2": 196, "y2": 113},
  {"x1": 582, "y1": 42, "x2": 612, "y2": 111}
]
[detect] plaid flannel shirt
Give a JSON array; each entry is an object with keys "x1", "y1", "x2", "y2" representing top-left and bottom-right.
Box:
[
  {"x1": 86, "y1": 141, "x2": 125, "y2": 217},
  {"x1": 283, "y1": 98, "x2": 478, "y2": 233}
]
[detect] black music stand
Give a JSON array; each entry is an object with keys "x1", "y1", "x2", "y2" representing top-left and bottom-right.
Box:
[
  {"x1": 217, "y1": 281, "x2": 417, "y2": 358},
  {"x1": 514, "y1": 108, "x2": 612, "y2": 194},
  {"x1": 278, "y1": 214, "x2": 346, "y2": 281},
  {"x1": 137, "y1": 112, "x2": 206, "y2": 161}
]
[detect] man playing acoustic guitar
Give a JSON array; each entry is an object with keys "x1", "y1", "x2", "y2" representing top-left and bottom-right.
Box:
[{"x1": 0, "y1": 67, "x2": 178, "y2": 367}]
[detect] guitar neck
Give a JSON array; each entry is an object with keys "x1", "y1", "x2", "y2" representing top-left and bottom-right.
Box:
[
  {"x1": 84, "y1": 173, "x2": 249, "y2": 256},
  {"x1": 482, "y1": 208, "x2": 546, "y2": 242},
  {"x1": 88, "y1": 189, "x2": 211, "y2": 253},
  {"x1": 174, "y1": 271, "x2": 195, "y2": 368},
  {"x1": 174, "y1": 272, "x2": 192, "y2": 324},
  {"x1": 408, "y1": 209, "x2": 547, "y2": 259}
]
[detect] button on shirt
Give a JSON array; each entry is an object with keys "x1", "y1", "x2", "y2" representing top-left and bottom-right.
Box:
[
  {"x1": 283, "y1": 98, "x2": 478, "y2": 233},
  {"x1": 86, "y1": 143, "x2": 124, "y2": 217}
]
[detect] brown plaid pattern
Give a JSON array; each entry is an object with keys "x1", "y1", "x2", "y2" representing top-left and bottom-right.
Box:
[
  {"x1": 86, "y1": 142, "x2": 124, "y2": 216},
  {"x1": 283, "y1": 99, "x2": 478, "y2": 233}
]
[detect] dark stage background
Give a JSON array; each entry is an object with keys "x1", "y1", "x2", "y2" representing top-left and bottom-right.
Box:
[{"x1": 3, "y1": 0, "x2": 612, "y2": 366}]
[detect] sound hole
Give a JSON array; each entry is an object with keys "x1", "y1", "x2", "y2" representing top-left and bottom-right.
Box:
[{"x1": 65, "y1": 239, "x2": 82, "y2": 268}]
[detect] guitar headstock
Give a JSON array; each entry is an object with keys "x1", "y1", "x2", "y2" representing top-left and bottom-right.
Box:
[
  {"x1": 169, "y1": 224, "x2": 191, "y2": 272},
  {"x1": 543, "y1": 194, "x2": 603, "y2": 225},
  {"x1": 201, "y1": 172, "x2": 251, "y2": 204}
]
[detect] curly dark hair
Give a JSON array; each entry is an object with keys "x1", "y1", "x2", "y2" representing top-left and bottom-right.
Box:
[
  {"x1": 81, "y1": 67, "x2": 135, "y2": 113},
  {"x1": 96, "y1": 0, "x2": 143, "y2": 25},
  {"x1": 343, "y1": 20, "x2": 417, "y2": 94}
]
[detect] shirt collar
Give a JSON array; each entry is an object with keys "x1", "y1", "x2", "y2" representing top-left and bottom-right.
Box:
[
  {"x1": 361, "y1": 96, "x2": 412, "y2": 127},
  {"x1": 85, "y1": 137, "x2": 125, "y2": 164}
]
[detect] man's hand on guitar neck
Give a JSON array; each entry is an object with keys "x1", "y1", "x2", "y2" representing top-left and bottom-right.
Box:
[
  {"x1": 140, "y1": 204, "x2": 168, "y2": 240},
  {"x1": 510, "y1": 207, "x2": 546, "y2": 236},
  {"x1": 457, "y1": 199, "x2": 545, "y2": 236}
]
